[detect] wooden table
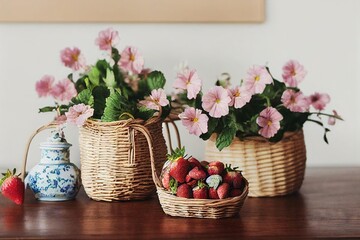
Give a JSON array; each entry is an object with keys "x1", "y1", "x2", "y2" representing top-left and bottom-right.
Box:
[{"x1": 0, "y1": 167, "x2": 359, "y2": 239}]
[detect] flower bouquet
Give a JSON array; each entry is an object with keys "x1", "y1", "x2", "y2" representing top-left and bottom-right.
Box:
[
  {"x1": 35, "y1": 28, "x2": 171, "y2": 201},
  {"x1": 173, "y1": 60, "x2": 342, "y2": 197}
]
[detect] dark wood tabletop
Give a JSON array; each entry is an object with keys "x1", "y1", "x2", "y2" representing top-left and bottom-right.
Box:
[{"x1": 0, "y1": 167, "x2": 359, "y2": 239}]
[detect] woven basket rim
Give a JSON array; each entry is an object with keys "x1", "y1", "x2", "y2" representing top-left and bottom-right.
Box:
[{"x1": 84, "y1": 117, "x2": 163, "y2": 127}]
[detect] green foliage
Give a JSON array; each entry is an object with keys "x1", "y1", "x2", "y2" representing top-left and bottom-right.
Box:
[
  {"x1": 101, "y1": 91, "x2": 135, "y2": 122},
  {"x1": 146, "y1": 71, "x2": 166, "y2": 91}
]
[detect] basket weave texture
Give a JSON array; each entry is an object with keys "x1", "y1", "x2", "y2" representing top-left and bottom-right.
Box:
[
  {"x1": 79, "y1": 118, "x2": 167, "y2": 201},
  {"x1": 205, "y1": 130, "x2": 306, "y2": 197}
]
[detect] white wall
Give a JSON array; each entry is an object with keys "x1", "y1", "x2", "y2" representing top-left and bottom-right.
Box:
[{"x1": 0, "y1": 0, "x2": 359, "y2": 172}]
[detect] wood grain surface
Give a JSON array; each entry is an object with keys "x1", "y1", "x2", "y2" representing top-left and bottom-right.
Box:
[{"x1": 0, "y1": 167, "x2": 359, "y2": 239}]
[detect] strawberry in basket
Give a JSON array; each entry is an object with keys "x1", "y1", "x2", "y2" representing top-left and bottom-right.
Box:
[{"x1": 160, "y1": 147, "x2": 245, "y2": 199}]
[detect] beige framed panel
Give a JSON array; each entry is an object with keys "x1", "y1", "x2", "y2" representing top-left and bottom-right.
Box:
[{"x1": 0, "y1": 0, "x2": 265, "y2": 23}]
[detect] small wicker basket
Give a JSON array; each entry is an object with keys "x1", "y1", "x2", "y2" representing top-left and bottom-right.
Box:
[
  {"x1": 131, "y1": 124, "x2": 249, "y2": 219},
  {"x1": 79, "y1": 117, "x2": 167, "y2": 201},
  {"x1": 205, "y1": 130, "x2": 306, "y2": 197}
]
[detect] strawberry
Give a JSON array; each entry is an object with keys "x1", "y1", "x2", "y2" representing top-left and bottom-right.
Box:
[
  {"x1": 188, "y1": 157, "x2": 202, "y2": 169},
  {"x1": 185, "y1": 175, "x2": 197, "y2": 188},
  {"x1": 223, "y1": 164, "x2": 243, "y2": 188},
  {"x1": 192, "y1": 181, "x2": 208, "y2": 199},
  {"x1": 207, "y1": 161, "x2": 225, "y2": 175},
  {"x1": 188, "y1": 167, "x2": 207, "y2": 180},
  {"x1": 200, "y1": 160, "x2": 209, "y2": 169},
  {"x1": 161, "y1": 171, "x2": 171, "y2": 190},
  {"x1": 230, "y1": 188, "x2": 243, "y2": 197},
  {"x1": 167, "y1": 147, "x2": 191, "y2": 183},
  {"x1": 208, "y1": 187, "x2": 219, "y2": 199},
  {"x1": 176, "y1": 184, "x2": 192, "y2": 198},
  {"x1": 0, "y1": 169, "x2": 25, "y2": 205},
  {"x1": 217, "y1": 183, "x2": 230, "y2": 199}
]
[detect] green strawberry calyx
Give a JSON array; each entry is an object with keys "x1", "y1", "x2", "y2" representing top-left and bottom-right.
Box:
[
  {"x1": 166, "y1": 147, "x2": 186, "y2": 162},
  {"x1": 0, "y1": 168, "x2": 19, "y2": 188}
]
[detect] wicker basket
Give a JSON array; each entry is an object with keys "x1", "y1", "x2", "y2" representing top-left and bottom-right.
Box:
[
  {"x1": 131, "y1": 124, "x2": 249, "y2": 219},
  {"x1": 205, "y1": 130, "x2": 306, "y2": 197},
  {"x1": 79, "y1": 117, "x2": 167, "y2": 201}
]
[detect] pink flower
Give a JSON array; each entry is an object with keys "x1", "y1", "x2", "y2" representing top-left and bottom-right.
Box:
[
  {"x1": 35, "y1": 75, "x2": 55, "y2": 97},
  {"x1": 256, "y1": 107, "x2": 283, "y2": 138},
  {"x1": 95, "y1": 28, "x2": 120, "y2": 51},
  {"x1": 60, "y1": 47, "x2": 86, "y2": 71},
  {"x1": 119, "y1": 46, "x2": 144, "y2": 74},
  {"x1": 282, "y1": 60, "x2": 307, "y2": 87},
  {"x1": 139, "y1": 88, "x2": 169, "y2": 110},
  {"x1": 179, "y1": 107, "x2": 209, "y2": 136},
  {"x1": 309, "y1": 92, "x2": 330, "y2": 111},
  {"x1": 65, "y1": 104, "x2": 94, "y2": 127},
  {"x1": 281, "y1": 89, "x2": 310, "y2": 113},
  {"x1": 202, "y1": 86, "x2": 231, "y2": 118},
  {"x1": 328, "y1": 110, "x2": 341, "y2": 126},
  {"x1": 50, "y1": 78, "x2": 77, "y2": 102},
  {"x1": 227, "y1": 86, "x2": 252, "y2": 109},
  {"x1": 173, "y1": 68, "x2": 202, "y2": 100},
  {"x1": 244, "y1": 65, "x2": 273, "y2": 94}
]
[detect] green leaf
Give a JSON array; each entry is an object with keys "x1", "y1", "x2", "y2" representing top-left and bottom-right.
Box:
[
  {"x1": 88, "y1": 67, "x2": 100, "y2": 86},
  {"x1": 73, "y1": 89, "x2": 94, "y2": 106},
  {"x1": 216, "y1": 125, "x2": 236, "y2": 151},
  {"x1": 136, "y1": 105, "x2": 156, "y2": 121},
  {"x1": 103, "y1": 68, "x2": 117, "y2": 88},
  {"x1": 101, "y1": 91, "x2": 134, "y2": 122},
  {"x1": 200, "y1": 117, "x2": 219, "y2": 141},
  {"x1": 92, "y1": 85, "x2": 110, "y2": 119},
  {"x1": 111, "y1": 47, "x2": 121, "y2": 64},
  {"x1": 39, "y1": 106, "x2": 57, "y2": 113},
  {"x1": 146, "y1": 71, "x2": 166, "y2": 91}
]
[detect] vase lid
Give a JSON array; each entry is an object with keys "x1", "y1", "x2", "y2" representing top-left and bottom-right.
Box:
[{"x1": 40, "y1": 131, "x2": 72, "y2": 149}]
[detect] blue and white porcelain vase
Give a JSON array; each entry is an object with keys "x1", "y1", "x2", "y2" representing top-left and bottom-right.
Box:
[{"x1": 26, "y1": 131, "x2": 81, "y2": 201}]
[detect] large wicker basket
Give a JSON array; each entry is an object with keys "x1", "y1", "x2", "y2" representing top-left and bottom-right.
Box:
[
  {"x1": 130, "y1": 124, "x2": 249, "y2": 219},
  {"x1": 79, "y1": 118, "x2": 167, "y2": 201},
  {"x1": 205, "y1": 130, "x2": 306, "y2": 197}
]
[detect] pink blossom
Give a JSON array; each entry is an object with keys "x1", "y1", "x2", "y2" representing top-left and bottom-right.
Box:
[
  {"x1": 50, "y1": 78, "x2": 77, "y2": 102},
  {"x1": 119, "y1": 46, "x2": 144, "y2": 74},
  {"x1": 173, "y1": 68, "x2": 202, "y2": 100},
  {"x1": 227, "y1": 86, "x2": 252, "y2": 109},
  {"x1": 35, "y1": 75, "x2": 55, "y2": 97},
  {"x1": 256, "y1": 107, "x2": 283, "y2": 138},
  {"x1": 309, "y1": 92, "x2": 330, "y2": 111},
  {"x1": 60, "y1": 47, "x2": 86, "y2": 71},
  {"x1": 65, "y1": 104, "x2": 94, "y2": 127},
  {"x1": 328, "y1": 110, "x2": 341, "y2": 126},
  {"x1": 95, "y1": 28, "x2": 120, "y2": 51},
  {"x1": 244, "y1": 65, "x2": 273, "y2": 94},
  {"x1": 139, "y1": 88, "x2": 169, "y2": 110},
  {"x1": 202, "y1": 86, "x2": 231, "y2": 118},
  {"x1": 281, "y1": 89, "x2": 310, "y2": 113},
  {"x1": 179, "y1": 107, "x2": 209, "y2": 136},
  {"x1": 282, "y1": 60, "x2": 307, "y2": 87}
]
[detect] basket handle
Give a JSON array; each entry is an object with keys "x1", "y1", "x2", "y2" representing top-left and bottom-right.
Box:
[
  {"x1": 163, "y1": 118, "x2": 181, "y2": 153},
  {"x1": 128, "y1": 123, "x2": 162, "y2": 188},
  {"x1": 144, "y1": 105, "x2": 163, "y2": 126},
  {"x1": 21, "y1": 121, "x2": 58, "y2": 181}
]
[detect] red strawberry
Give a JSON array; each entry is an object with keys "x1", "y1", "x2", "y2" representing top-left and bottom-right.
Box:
[
  {"x1": 167, "y1": 148, "x2": 191, "y2": 183},
  {"x1": 217, "y1": 183, "x2": 230, "y2": 199},
  {"x1": 207, "y1": 161, "x2": 225, "y2": 175},
  {"x1": 200, "y1": 160, "x2": 209, "y2": 168},
  {"x1": 188, "y1": 157, "x2": 202, "y2": 169},
  {"x1": 193, "y1": 181, "x2": 208, "y2": 199},
  {"x1": 230, "y1": 188, "x2": 243, "y2": 197},
  {"x1": 161, "y1": 171, "x2": 171, "y2": 190},
  {"x1": 188, "y1": 167, "x2": 207, "y2": 180},
  {"x1": 185, "y1": 175, "x2": 197, "y2": 188},
  {"x1": 176, "y1": 184, "x2": 192, "y2": 198},
  {"x1": 208, "y1": 187, "x2": 219, "y2": 199},
  {"x1": 223, "y1": 164, "x2": 243, "y2": 188},
  {"x1": 0, "y1": 169, "x2": 24, "y2": 205}
]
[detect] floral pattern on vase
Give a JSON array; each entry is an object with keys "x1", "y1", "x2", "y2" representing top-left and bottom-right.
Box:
[{"x1": 26, "y1": 132, "x2": 81, "y2": 201}]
